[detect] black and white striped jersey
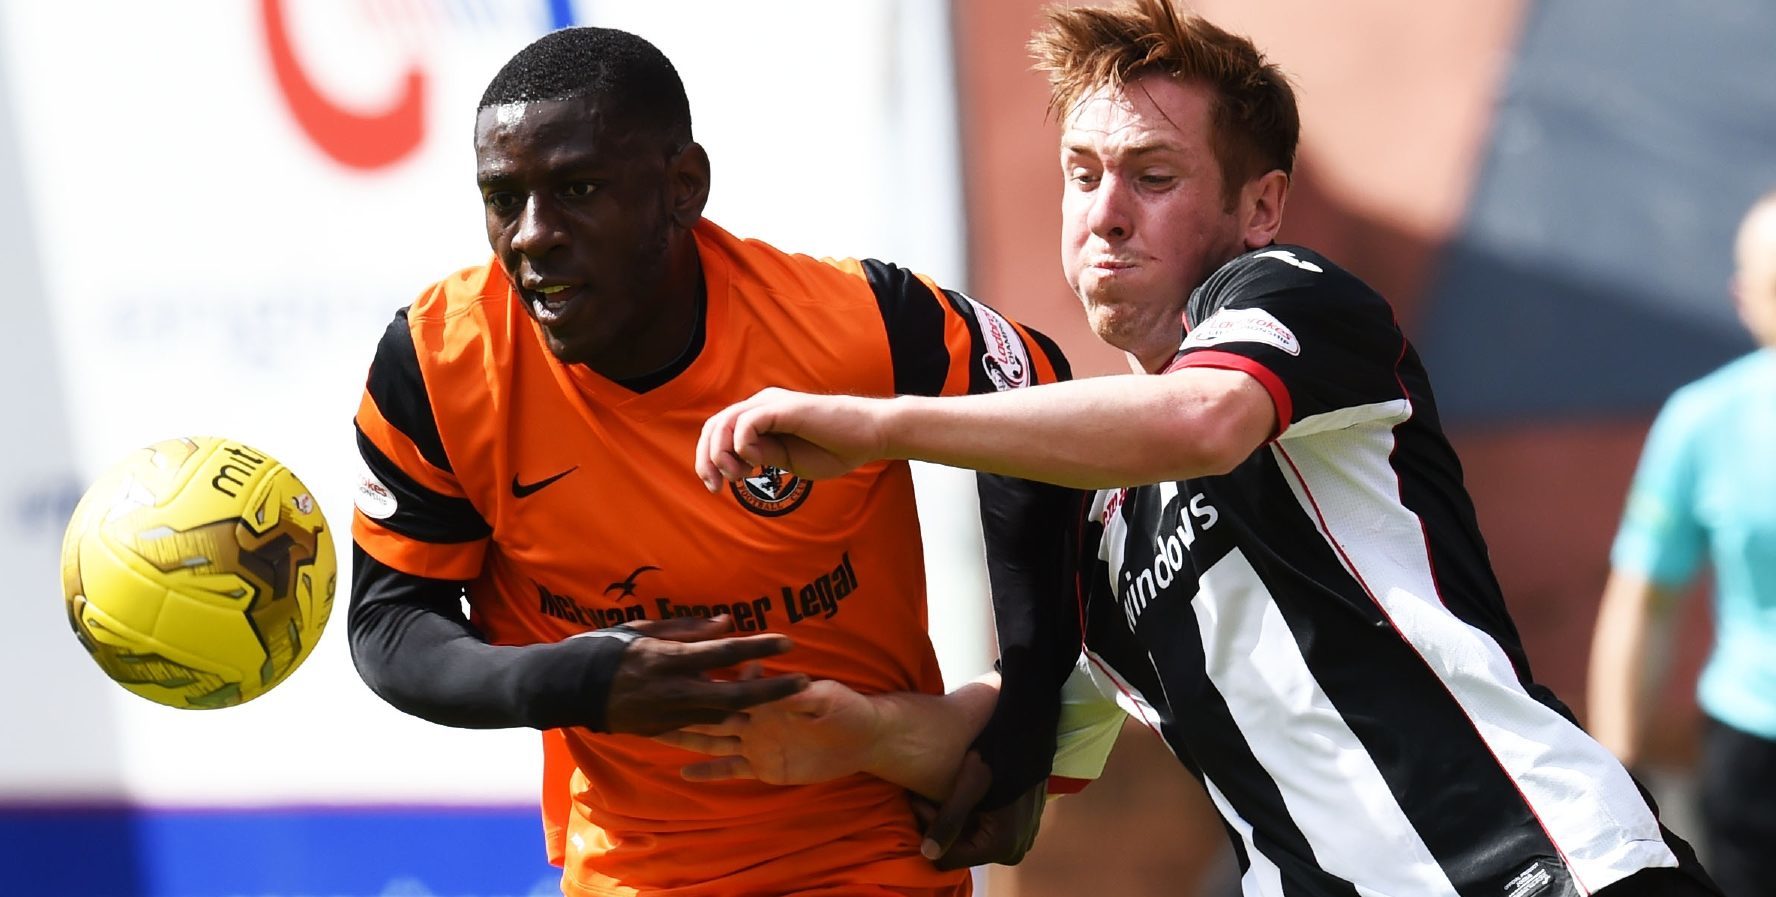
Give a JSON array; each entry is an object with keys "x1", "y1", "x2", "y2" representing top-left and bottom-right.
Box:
[{"x1": 1065, "y1": 245, "x2": 1686, "y2": 897}]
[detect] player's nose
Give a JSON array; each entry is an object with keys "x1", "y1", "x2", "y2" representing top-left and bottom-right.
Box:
[
  {"x1": 511, "y1": 195, "x2": 570, "y2": 259},
  {"x1": 1087, "y1": 175, "x2": 1133, "y2": 240}
]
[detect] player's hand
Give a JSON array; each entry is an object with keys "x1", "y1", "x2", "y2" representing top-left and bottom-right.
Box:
[
  {"x1": 695, "y1": 388, "x2": 891, "y2": 491},
  {"x1": 603, "y1": 616, "x2": 809, "y2": 736},
  {"x1": 653, "y1": 678, "x2": 885, "y2": 785},
  {"x1": 912, "y1": 750, "x2": 1045, "y2": 869}
]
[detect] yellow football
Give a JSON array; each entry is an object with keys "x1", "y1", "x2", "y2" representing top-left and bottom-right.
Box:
[{"x1": 60, "y1": 437, "x2": 337, "y2": 708}]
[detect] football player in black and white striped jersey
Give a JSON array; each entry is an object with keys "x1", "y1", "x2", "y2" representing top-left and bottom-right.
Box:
[{"x1": 683, "y1": 2, "x2": 1722, "y2": 895}]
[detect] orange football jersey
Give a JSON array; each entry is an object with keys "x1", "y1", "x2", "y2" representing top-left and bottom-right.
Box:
[{"x1": 353, "y1": 220, "x2": 1066, "y2": 895}]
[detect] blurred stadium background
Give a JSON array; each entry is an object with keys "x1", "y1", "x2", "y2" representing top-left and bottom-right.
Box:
[{"x1": 2, "y1": 1, "x2": 1773, "y2": 895}]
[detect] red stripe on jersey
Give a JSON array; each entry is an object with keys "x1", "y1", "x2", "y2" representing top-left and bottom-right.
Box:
[{"x1": 1167, "y1": 350, "x2": 1293, "y2": 438}]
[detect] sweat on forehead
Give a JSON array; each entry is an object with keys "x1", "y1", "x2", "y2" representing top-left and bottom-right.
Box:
[
  {"x1": 1059, "y1": 81, "x2": 1222, "y2": 176},
  {"x1": 478, "y1": 26, "x2": 692, "y2": 143}
]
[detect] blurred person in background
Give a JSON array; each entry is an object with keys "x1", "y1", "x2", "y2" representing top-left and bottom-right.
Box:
[
  {"x1": 345, "y1": 24, "x2": 1073, "y2": 897},
  {"x1": 677, "y1": 1, "x2": 1725, "y2": 894},
  {"x1": 1588, "y1": 189, "x2": 1776, "y2": 897}
]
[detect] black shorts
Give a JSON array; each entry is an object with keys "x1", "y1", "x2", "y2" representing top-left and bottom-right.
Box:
[
  {"x1": 1594, "y1": 867, "x2": 1720, "y2": 897},
  {"x1": 1697, "y1": 715, "x2": 1776, "y2": 897}
]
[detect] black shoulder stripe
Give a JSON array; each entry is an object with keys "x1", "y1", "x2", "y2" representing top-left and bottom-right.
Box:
[
  {"x1": 938, "y1": 289, "x2": 998, "y2": 395},
  {"x1": 365, "y1": 308, "x2": 453, "y2": 473},
  {"x1": 1024, "y1": 325, "x2": 1073, "y2": 384},
  {"x1": 861, "y1": 258, "x2": 950, "y2": 397},
  {"x1": 356, "y1": 425, "x2": 491, "y2": 544}
]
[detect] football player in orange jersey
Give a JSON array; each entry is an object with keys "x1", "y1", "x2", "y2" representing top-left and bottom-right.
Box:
[{"x1": 347, "y1": 24, "x2": 1074, "y2": 897}]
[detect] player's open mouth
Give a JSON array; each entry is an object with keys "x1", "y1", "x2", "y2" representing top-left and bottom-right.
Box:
[{"x1": 527, "y1": 284, "x2": 584, "y2": 325}]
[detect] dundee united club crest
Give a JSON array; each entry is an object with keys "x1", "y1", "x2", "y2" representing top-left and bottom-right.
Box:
[{"x1": 731, "y1": 467, "x2": 812, "y2": 517}]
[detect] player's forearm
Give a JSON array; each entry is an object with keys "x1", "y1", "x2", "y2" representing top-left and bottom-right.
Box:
[
  {"x1": 352, "y1": 607, "x2": 622, "y2": 730},
  {"x1": 862, "y1": 675, "x2": 1002, "y2": 800},
  {"x1": 349, "y1": 545, "x2": 629, "y2": 730},
  {"x1": 879, "y1": 371, "x2": 1267, "y2": 489},
  {"x1": 973, "y1": 472, "x2": 1080, "y2": 807}
]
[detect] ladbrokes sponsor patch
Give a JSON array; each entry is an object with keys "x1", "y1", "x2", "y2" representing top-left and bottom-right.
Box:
[
  {"x1": 1181, "y1": 307, "x2": 1301, "y2": 356},
  {"x1": 355, "y1": 464, "x2": 397, "y2": 519},
  {"x1": 959, "y1": 293, "x2": 1031, "y2": 391}
]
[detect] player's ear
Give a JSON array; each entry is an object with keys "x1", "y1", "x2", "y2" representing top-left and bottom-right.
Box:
[
  {"x1": 1241, "y1": 169, "x2": 1288, "y2": 250},
  {"x1": 668, "y1": 141, "x2": 711, "y2": 229}
]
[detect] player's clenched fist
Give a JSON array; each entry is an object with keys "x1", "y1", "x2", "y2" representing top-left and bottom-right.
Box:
[{"x1": 695, "y1": 388, "x2": 894, "y2": 491}]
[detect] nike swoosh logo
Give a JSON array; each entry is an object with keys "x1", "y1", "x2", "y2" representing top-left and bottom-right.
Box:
[{"x1": 511, "y1": 466, "x2": 578, "y2": 498}]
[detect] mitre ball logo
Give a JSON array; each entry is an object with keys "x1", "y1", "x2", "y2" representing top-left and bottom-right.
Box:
[{"x1": 60, "y1": 436, "x2": 337, "y2": 709}]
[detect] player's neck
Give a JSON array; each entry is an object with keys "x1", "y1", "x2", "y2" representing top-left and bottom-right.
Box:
[{"x1": 613, "y1": 286, "x2": 708, "y2": 394}]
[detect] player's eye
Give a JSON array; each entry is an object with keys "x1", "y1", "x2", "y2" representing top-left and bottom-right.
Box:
[
  {"x1": 484, "y1": 191, "x2": 520, "y2": 213},
  {"x1": 562, "y1": 182, "x2": 598, "y2": 199},
  {"x1": 1139, "y1": 173, "x2": 1177, "y2": 188},
  {"x1": 1068, "y1": 170, "x2": 1101, "y2": 188}
]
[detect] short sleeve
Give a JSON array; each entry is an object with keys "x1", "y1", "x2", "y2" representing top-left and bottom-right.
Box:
[
  {"x1": 351, "y1": 309, "x2": 491, "y2": 581},
  {"x1": 1171, "y1": 247, "x2": 1409, "y2": 440},
  {"x1": 850, "y1": 258, "x2": 1071, "y2": 396},
  {"x1": 1610, "y1": 391, "x2": 1707, "y2": 588}
]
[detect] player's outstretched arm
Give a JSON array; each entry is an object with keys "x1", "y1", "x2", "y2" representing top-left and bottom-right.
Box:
[
  {"x1": 696, "y1": 389, "x2": 891, "y2": 484},
  {"x1": 656, "y1": 674, "x2": 999, "y2": 799},
  {"x1": 696, "y1": 370, "x2": 1274, "y2": 492},
  {"x1": 349, "y1": 545, "x2": 807, "y2": 735}
]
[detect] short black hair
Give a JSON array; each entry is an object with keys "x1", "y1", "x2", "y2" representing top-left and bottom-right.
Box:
[{"x1": 479, "y1": 27, "x2": 692, "y2": 147}]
